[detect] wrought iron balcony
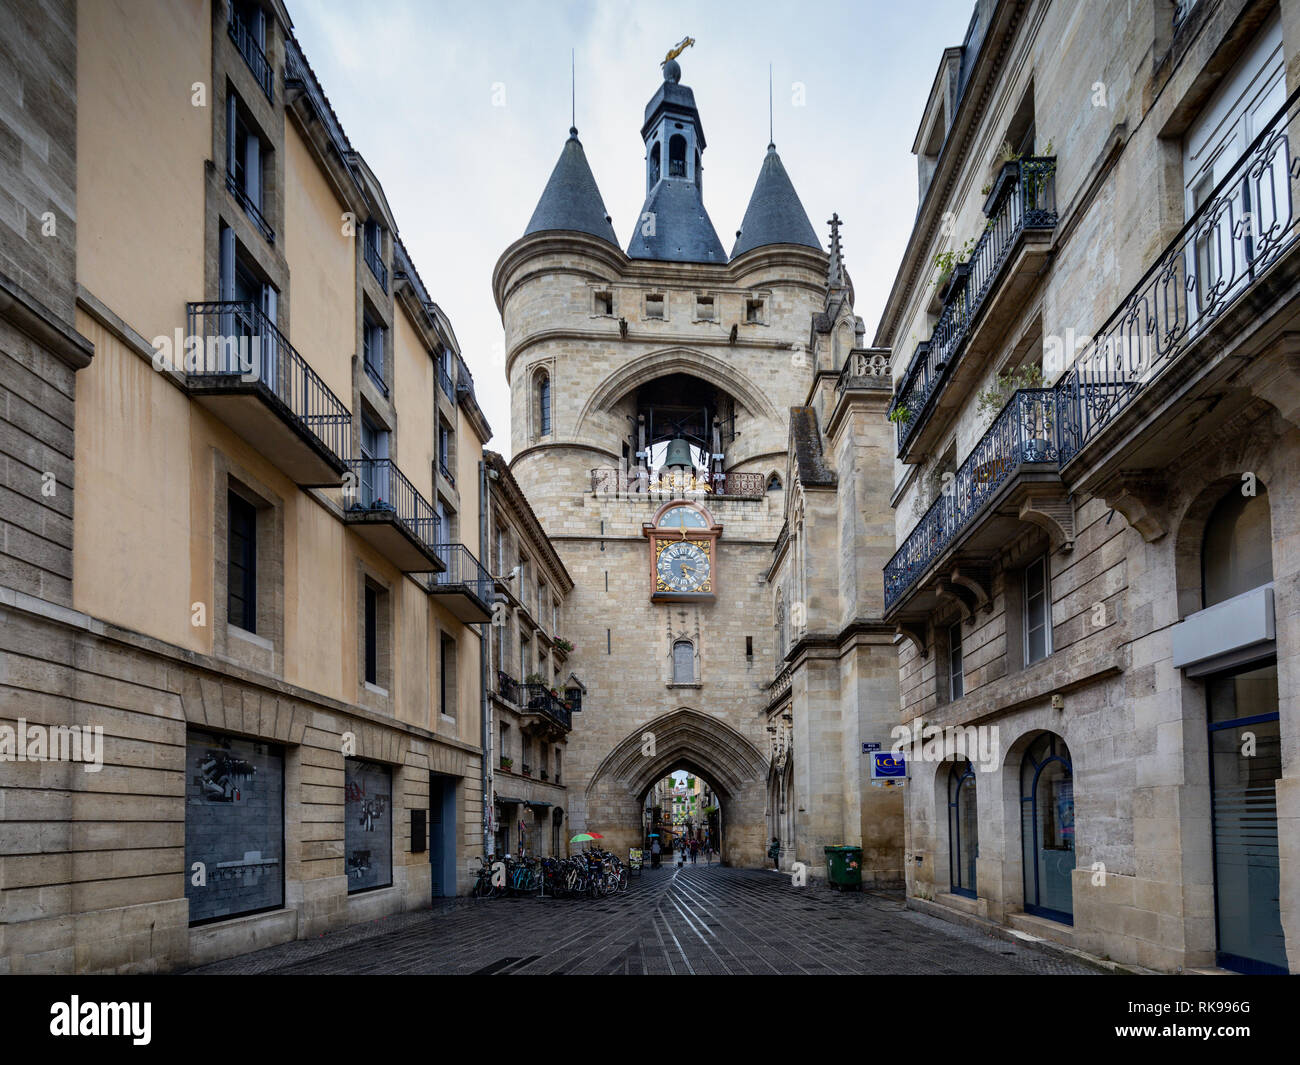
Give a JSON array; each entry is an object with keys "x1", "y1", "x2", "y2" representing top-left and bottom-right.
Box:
[
  {"x1": 884, "y1": 389, "x2": 1062, "y2": 613},
  {"x1": 1057, "y1": 85, "x2": 1300, "y2": 469},
  {"x1": 438, "y1": 457, "x2": 456, "y2": 488},
  {"x1": 427, "y1": 543, "x2": 493, "y2": 622},
  {"x1": 519, "y1": 683, "x2": 573, "y2": 731},
  {"x1": 226, "y1": 170, "x2": 274, "y2": 245},
  {"x1": 185, "y1": 301, "x2": 350, "y2": 485},
  {"x1": 889, "y1": 156, "x2": 1058, "y2": 460},
  {"x1": 589, "y1": 467, "x2": 766, "y2": 498},
  {"x1": 364, "y1": 239, "x2": 388, "y2": 292},
  {"x1": 343, "y1": 458, "x2": 445, "y2": 572},
  {"x1": 228, "y1": 13, "x2": 273, "y2": 102},
  {"x1": 496, "y1": 670, "x2": 521, "y2": 704},
  {"x1": 438, "y1": 363, "x2": 455, "y2": 401}
]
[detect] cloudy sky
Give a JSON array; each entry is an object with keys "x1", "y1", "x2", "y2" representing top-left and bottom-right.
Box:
[{"x1": 290, "y1": 0, "x2": 976, "y2": 456}]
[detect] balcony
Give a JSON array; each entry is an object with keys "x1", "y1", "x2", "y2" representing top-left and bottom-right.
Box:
[
  {"x1": 364, "y1": 240, "x2": 388, "y2": 292},
  {"x1": 438, "y1": 456, "x2": 456, "y2": 488},
  {"x1": 518, "y1": 683, "x2": 573, "y2": 731},
  {"x1": 343, "y1": 458, "x2": 445, "y2": 572},
  {"x1": 836, "y1": 349, "x2": 894, "y2": 392},
  {"x1": 890, "y1": 157, "x2": 1058, "y2": 462},
  {"x1": 226, "y1": 170, "x2": 274, "y2": 245},
  {"x1": 427, "y1": 543, "x2": 493, "y2": 622},
  {"x1": 884, "y1": 389, "x2": 1067, "y2": 617},
  {"x1": 228, "y1": 13, "x2": 273, "y2": 102},
  {"x1": 185, "y1": 302, "x2": 350, "y2": 486},
  {"x1": 496, "y1": 670, "x2": 521, "y2": 704},
  {"x1": 1057, "y1": 86, "x2": 1300, "y2": 477},
  {"x1": 438, "y1": 363, "x2": 455, "y2": 401},
  {"x1": 589, "y1": 468, "x2": 766, "y2": 499}
]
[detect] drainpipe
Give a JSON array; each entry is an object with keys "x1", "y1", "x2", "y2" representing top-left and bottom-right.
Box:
[{"x1": 479, "y1": 458, "x2": 492, "y2": 860}]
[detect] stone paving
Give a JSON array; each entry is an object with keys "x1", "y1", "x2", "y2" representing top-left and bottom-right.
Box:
[{"x1": 186, "y1": 864, "x2": 1102, "y2": 975}]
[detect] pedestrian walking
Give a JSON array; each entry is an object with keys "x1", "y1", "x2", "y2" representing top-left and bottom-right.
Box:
[
  {"x1": 768, "y1": 837, "x2": 781, "y2": 870},
  {"x1": 651, "y1": 838, "x2": 661, "y2": 868},
  {"x1": 690, "y1": 838, "x2": 698, "y2": 863}
]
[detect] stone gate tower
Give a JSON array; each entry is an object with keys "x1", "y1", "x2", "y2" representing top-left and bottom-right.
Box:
[{"x1": 493, "y1": 54, "x2": 896, "y2": 869}]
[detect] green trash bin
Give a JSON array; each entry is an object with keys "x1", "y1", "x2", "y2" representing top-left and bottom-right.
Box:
[{"x1": 824, "y1": 845, "x2": 863, "y2": 891}]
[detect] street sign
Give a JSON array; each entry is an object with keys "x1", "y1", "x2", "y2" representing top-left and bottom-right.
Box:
[{"x1": 862, "y1": 742, "x2": 881, "y2": 753}]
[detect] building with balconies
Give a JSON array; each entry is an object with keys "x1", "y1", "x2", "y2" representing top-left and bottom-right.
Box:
[
  {"x1": 485, "y1": 451, "x2": 576, "y2": 857},
  {"x1": 876, "y1": 0, "x2": 1300, "y2": 974},
  {"x1": 0, "y1": 0, "x2": 495, "y2": 973}
]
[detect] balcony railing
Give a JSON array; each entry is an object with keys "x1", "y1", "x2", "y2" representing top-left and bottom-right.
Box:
[
  {"x1": 228, "y1": 13, "x2": 273, "y2": 102},
  {"x1": 836, "y1": 349, "x2": 893, "y2": 391},
  {"x1": 186, "y1": 301, "x2": 351, "y2": 466},
  {"x1": 884, "y1": 389, "x2": 1060, "y2": 610},
  {"x1": 364, "y1": 240, "x2": 388, "y2": 292},
  {"x1": 590, "y1": 468, "x2": 766, "y2": 498},
  {"x1": 439, "y1": 457, "x2": 456, "y2": 487},
  {"x1": 428, "y1": 543, "x2": 493, "y2": 621},
  {"x1": 345, "y1": 457, "x2": 443, "y2": 566},
  {"x1": 226, "y1": 170, "x2": 275, "y2": 245},
  {"x1": 497, "y1": 670, "x2": 521, "y2": 704},
  {"x1": 438, "y1": 364, "x2": 455, "y2": 400},
  {"x1": 1058, "y1": 85, "x2": 1300, "y2": 466},
  {"x1": 519, "y1": 683, "x2": 573, "y2": 731},
  {"x1": 889, "y1": 156, "x2": 1058, "y2": 456}
]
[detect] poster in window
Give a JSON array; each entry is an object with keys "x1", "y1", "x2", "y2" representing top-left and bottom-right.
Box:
[{"x1": 345, "y1": 758, "x2": 392, "y2": 893}]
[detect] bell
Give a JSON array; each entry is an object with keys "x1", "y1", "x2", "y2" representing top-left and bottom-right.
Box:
[{"x1": 662, "y1": 437, "x2": 694, "y2": 470}]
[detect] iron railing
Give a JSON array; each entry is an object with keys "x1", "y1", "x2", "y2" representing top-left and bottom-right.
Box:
[
  {"x1": 345, "y1": 457, "x2": 442, "y2": 564},
  {"x1": 430, "y1": 543, "x2": 492, "y2": 600},
  {"x1": 1057, "y1": 85, "x2": 1300, "y2": 465},
  {"x1": 439, "y1": 457, "x2": 456, "y2": 487},
  {"x1": 889, "y1": 156, "x2": 1058, "y2": 455},
  {"x1": 496, "y1": 670, "x2": 521, "y2": 704},
  {"x1": 589, "y1": 468, "x2": 766, "y2": 498},
  {"x1": 226, "y1": 170, "x2": 275, "y2": 245},
  {"x1": 186, "y1": 301, "x2": 351, "y2": 464},
  {"x1": 228, "y1": 13, "x2": 273, "y2": 101},
  {"x1": 364, "y1": 239, "x2": 388, "y2": 292},
  {"x1": 438, "y1": 363, "x2": 455, "y2": 400},
  {"x1": 884, "y1": 389, "x2": 1060, "y2": 610},
  {"x1": 519, "y1": 683, "x2": 573, "y2": 730}
]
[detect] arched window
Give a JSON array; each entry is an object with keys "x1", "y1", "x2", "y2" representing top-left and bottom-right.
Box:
[
  {"x1": 668, "y1": 134, "x2": 686, "y2": 178},
  {"x1": 672, "y1": 639, "x2": 694, "y2": 683},
  {"x1": 535, "y1": 371, "x2": 551, "y2": 438},
  {"x1": 649, "y1": 142, "x2": 661, "y2": 185},
  {"x1": 1202, "y1": 484, "x2": 1271, "y2": 607},
  {"x1": 766, "y1": 473, "x2": 782, "y2": 492},
  {"x1": 1020, "y1": 733, "x2": 1074, "y2": 923},
  {"x1": 948, "y1": 760, "x2": 977, "y2": 898}
]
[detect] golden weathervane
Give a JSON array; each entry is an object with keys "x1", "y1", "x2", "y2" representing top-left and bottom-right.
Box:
[{"x1": 662, "y1": 36, "x2": 695, "y2": 66}]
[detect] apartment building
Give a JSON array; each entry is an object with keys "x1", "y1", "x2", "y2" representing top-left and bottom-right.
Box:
[
  {"x1": 0, "y1": 0, "x2": 494, "y2": 972},
  {"x1": 878, "y1": 0, "x2": 1299, "y2": 973},
  {"x1": 484, "y1": 450, "x2": 576, "y2": 857}
]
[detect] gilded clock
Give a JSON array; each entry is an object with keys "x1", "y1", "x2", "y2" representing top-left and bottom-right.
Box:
[{"x1": 656, "y1": 539, "x2": 711, "y2": 594}]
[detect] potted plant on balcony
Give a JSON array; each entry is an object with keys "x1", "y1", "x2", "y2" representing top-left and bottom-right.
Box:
[
  {"x1": 932, "y1": 238, "x2": 976, "y2": 302},
  {"x1": 499, "y1": 755, "x2": 513, "y2": 772},
  {"x1": 521, "y1": 763, "x2": 531, "y2": 777},
  {"x1": 554, "y1": 638, "x2": 573, "y2": 654},
  {"x1": 887, "y1": 403, "x2": 912, "y2": 425}
]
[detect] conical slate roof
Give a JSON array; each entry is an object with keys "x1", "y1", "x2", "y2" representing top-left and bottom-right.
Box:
[
  {"x1": 626, "y1": 179, "x2": 727, "y2": 264},
  {"x1": 523, "y1": 128, "x2": 618, "y2": 245},
  {"x1": 730, "y1": 145, "x2": 821, "y2": 257}
]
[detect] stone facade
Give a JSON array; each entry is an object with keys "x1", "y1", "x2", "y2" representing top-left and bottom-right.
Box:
[
  {"x1": 0, "y1": 0, "x2": 492, "y2": 973},
  {"x1": 878, "y1": 0, "x2": 1300, "y2": 973}
]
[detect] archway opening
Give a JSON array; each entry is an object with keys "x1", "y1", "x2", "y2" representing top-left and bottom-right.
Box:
[{"x1": 641, "y1": 766, "x2": 722, "y2": 866}]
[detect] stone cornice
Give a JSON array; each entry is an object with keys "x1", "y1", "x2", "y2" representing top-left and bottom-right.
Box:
[{"x1": 3, "y1": 272, "x2": 93, "y2": 369}]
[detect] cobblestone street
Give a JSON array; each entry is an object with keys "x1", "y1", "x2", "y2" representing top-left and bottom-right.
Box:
[{"x1": 188, "y1": 865, "x2": 1101, "y2": 976}]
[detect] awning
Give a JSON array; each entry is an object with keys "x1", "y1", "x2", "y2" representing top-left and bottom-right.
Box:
[
  {"x1": 525, "y1": 800, "x2": 552, "y2": 809},
  {"x1": 494, "y1": 795, "x2": 525, "y2": 805}
]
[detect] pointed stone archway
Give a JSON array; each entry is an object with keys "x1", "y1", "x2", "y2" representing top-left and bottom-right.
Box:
[{"x1": 582, "y1": 707, "x2": 770, "y2": 866}]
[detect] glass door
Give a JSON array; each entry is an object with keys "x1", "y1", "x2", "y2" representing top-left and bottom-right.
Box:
[{"x1": 1208, "y1": 661, "x2": 1286, "y2": 974}]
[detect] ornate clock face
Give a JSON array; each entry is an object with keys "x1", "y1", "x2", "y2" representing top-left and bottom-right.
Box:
[{"x1": 656, "y1": 540, "x2": 711, "y2": 594}]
